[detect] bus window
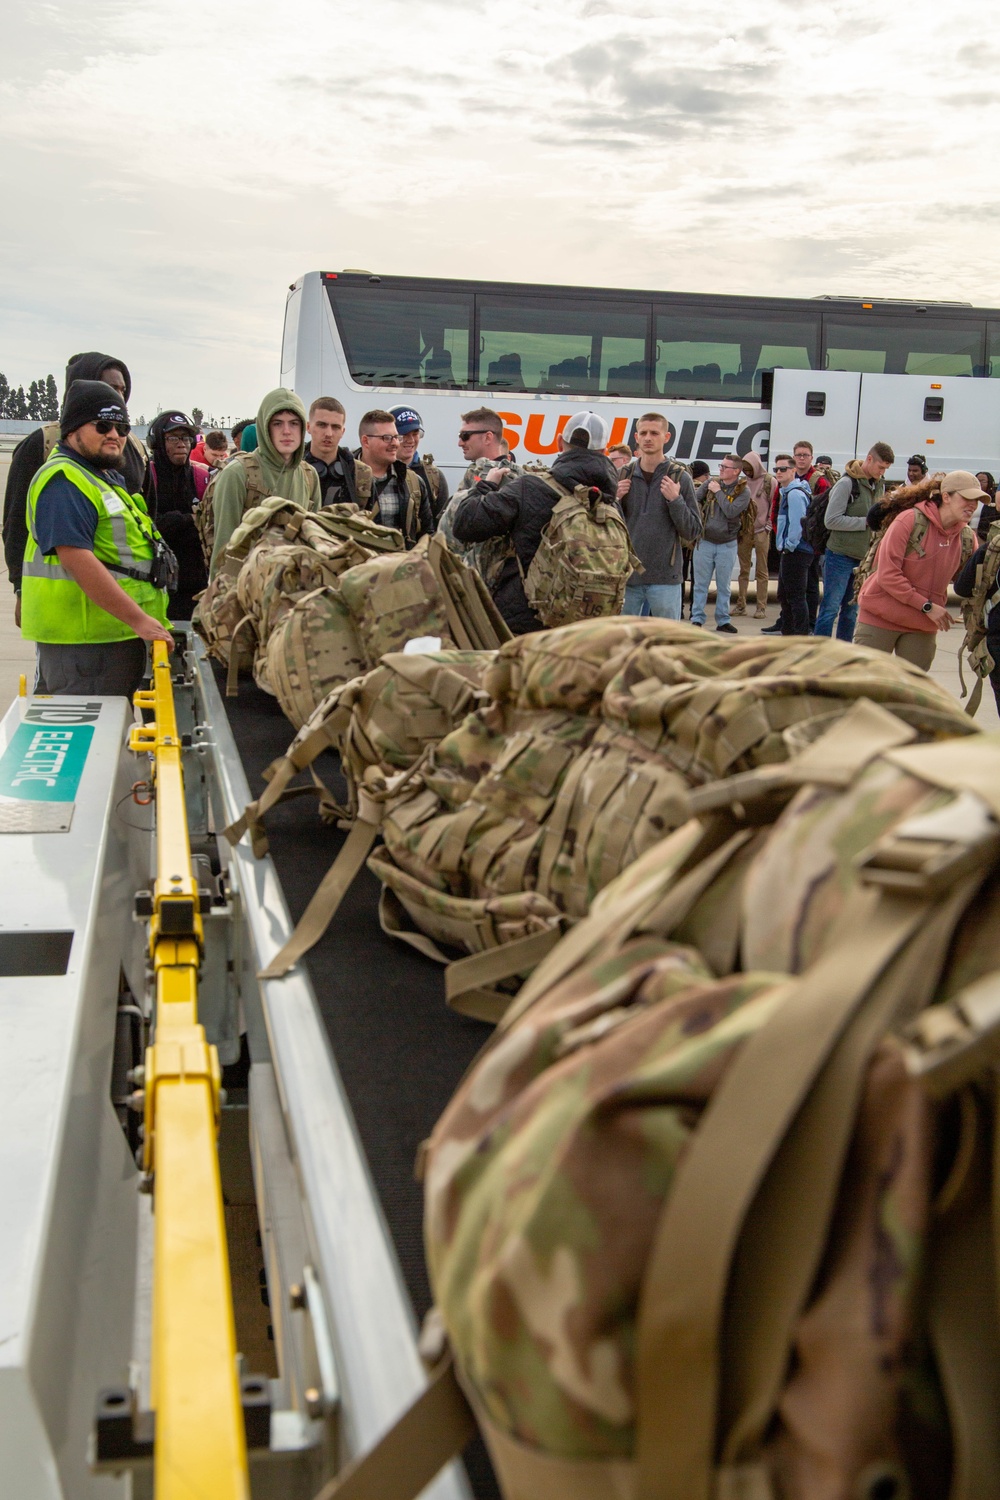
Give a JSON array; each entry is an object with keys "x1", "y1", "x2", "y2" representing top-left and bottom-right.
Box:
[
  {"x1": 476, "y1": 297, "x2": 648, "y2": 395},
  {"x1": 987, "y1": 323, "x2": 1000, "y2": 376},
  {"x1": 326, "y1": 284, "x2": 472, "y2": 388},
  {"x1": 824, "y1": 317, "x2": 985, "y2": 377},
  {"x1": 654, "y1": 309, "x2": 817, "y2": 399}
]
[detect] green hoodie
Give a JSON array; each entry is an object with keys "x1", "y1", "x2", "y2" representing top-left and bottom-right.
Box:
[{"x1": 209, "y1": 387, "x2": 319, "y2": 573}]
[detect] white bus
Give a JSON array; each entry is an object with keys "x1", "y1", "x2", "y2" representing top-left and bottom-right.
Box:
[{"x1": 281, "y1": 270, "x2": 1000, "y2": 487}]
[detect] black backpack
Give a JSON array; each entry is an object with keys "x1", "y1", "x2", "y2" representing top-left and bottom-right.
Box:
[{"x1": 803, "y1": 476, "x2": 858, "y2": 554}]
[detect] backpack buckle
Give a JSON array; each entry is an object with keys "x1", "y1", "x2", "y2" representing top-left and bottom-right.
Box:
[
  {"x1": 902, "y1": 971, "x2": 1000, "y2": 1097},
  {"x1": 857, "y1": 791, "x2": 1000, "y2": 895}
]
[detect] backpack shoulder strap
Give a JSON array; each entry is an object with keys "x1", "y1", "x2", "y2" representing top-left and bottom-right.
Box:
[
  {"x1": 354, "y1": 460, "x2": 373, "y2": 507},
  {"x1": 240, "y1": 451, "x2": 266, "y2": 507}
]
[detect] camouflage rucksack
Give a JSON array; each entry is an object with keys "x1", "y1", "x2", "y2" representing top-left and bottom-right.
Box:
[
  {"x1": 420, "y1": 719, "x2": 1000, "y2": 1500},
  {"x1": 958, "y1": 515, "x2": 1000, "y2": 714},
  {"x1": 266, "y1": 586, "x2": 368, "y2": 731},
  {"x1": 853, "y1": 506, "x2": 976, "y2": 604},
  {"x1": 366, "y1": 621, "x2": 974, "y2": 1018},
  {"x1": 523, "y1": 475, "x2": 640, "y2": 627}
]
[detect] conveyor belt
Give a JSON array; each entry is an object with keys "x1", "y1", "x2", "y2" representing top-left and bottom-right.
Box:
[{"x1": 216, "y1": 668, "x2": 501, "y2": 1500}]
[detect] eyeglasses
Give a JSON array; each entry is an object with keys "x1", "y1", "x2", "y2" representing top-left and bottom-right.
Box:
[
  {"x1": 94, "y1": 419, "x2": 130, "y2": 436},
  {"x1": 458, "y1": 429, "x2": 492, "y2": 442},
  {"x1": 374, "y1": 433, "x2": 400, "y2": 444}
]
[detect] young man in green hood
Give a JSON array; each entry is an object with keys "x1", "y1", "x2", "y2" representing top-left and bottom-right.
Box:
[{"x1": 208, "y1": 387, "x2": 319, "y2": 574}]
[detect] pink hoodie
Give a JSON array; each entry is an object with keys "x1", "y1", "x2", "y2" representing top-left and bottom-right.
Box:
[
  {"x1": 743, "y1": 451, "x2": 776, "y2": 533},
  {"x1": 857, "y1": 500, "x2": 966, "y2": 633}
]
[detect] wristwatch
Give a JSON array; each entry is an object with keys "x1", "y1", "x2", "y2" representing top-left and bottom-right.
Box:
[{"x1": 921, "y1": 600, "x2": 934, "y2": 614}]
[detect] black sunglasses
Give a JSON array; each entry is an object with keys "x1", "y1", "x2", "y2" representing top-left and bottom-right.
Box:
[
  {"x1": 94, "y1": 419, "x2": 130, "y2": 436},
  {"x1": 458, "y1": 429, "x2": 492, "y2": 442}
]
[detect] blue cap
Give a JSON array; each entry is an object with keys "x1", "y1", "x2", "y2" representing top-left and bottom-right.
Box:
[{"x1": 389, "y1": 405, "x2": 422, "y2": 434}]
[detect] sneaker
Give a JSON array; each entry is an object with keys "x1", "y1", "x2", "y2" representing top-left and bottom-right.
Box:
[
  {"x1": 754, "y1": 607, "x2": 767, "y2": 619},
  {"x1": 690, "y1": 620, "x2": 704, "y2": 627},
  {"x1": 760, "y1": 623, "x2": 784, "y2": 635},
  {"x1": 733, "y1": 601, "x2": 746, "y2": 615},
  {"x1": 716, "y1": 622, "x2": 738, "y2": 634}
]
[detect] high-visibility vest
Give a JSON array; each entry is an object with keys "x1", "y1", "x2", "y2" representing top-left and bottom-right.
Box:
[{"x1": 22, "y1": 451, "x2": 169, "y2": 644}]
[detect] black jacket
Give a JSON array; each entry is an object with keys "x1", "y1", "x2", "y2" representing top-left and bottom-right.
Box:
[
  {"x1": 3, "y1": 351, "x2": 141, "y2": 591},
  {"x1": 452, "y1": 445, "x2": 619, "y2": 634},
  {"x1": 304, "y1": 443, "x2": 366, "y2": 508}
]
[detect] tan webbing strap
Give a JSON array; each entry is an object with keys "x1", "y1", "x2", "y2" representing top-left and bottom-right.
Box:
[
  {"x1": 258, "y1": 816, "x2": 382, "y2": 979},
  {"x1": 308, "y1": 1355, "x2": 476, "y2": 1500},
  {"x1": 377, "y1": 886, "x2": 453, "y2": 963},
  {"x1": 224, "y1": 713, "x2": 350, "y2": 849},
  {"x1": 225, "y1": 614, "x2": 255, "y2": 696},
  {"x1": 783, "y1": 696, "x2": 917, "y2": 785},
  {"x1": 718, "y1": 887, "x2": 976, "y2": 1476},
  {"x1": 634, "y1": 887, "x2": 939, "y2": 1500},
  {"x1": 444, "y1": 927, "x2": 563, "y2": 1022},
  {"x1": 965, "y1": 673, "x2": 985, "y2": 717},
  {"x1": 427, "y1": 535, "x2": 476, "y2": 650}
]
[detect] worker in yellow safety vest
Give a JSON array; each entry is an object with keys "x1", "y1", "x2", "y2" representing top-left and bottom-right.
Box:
[{"x1": 21, "y1": 380, "x2": 175, "y2": 697}]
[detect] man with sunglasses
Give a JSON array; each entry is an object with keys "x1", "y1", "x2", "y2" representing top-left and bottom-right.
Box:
[
  {"x1": 21, "y1": 380, "x2": 173, "y2": 696},
  {"x1": 356, "y1": 409, "x2": 432, "y2": 546},
  {"x1": 438, "y1": 408, "x2": 522, "y2": 555}
]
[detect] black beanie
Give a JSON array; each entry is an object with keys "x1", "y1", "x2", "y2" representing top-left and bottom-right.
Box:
[{"x1": 60, "y1": 380, "x2": 129, "y2": 439}]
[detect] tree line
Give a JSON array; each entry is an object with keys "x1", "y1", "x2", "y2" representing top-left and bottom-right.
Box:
[{"x1": 0, "y1": 373, "x2": 59, "y2": 421}]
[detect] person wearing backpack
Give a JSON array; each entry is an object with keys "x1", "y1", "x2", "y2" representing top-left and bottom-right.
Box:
[
  {"x1": 618, "y1": 412, "x2": 701, "y2": 619},
  {"x1": 141, "y1": 410, "x2": 210, "y2": 621},
  {"x1": 691, "y1": 454, "x2": 752, "y2": 631},
  {"x1": 773, "y1": 454, "x2": 815, "y2": 635},
  {"x1": 451, "y1": 410, "x2": 618, "y2": 634},
  {"x1": 953, "y1": 520, "x2": 1000, "y2": 715},
  {"x1": 208, "y1": 388, "x2": 319, "y2": 575},
  {"x1": 814, "y1": 442, "x2": 894, "y2": 641},
  {"x1": 854, "y1": 470, "x2": 985, "y2": 669}
]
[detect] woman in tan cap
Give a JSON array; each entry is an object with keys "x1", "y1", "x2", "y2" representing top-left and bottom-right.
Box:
[{"x1": 853, "y1": 470, "x2": 983, "y2": 669}]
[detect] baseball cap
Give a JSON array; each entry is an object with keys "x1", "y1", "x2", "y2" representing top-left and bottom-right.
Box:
[
  {"x1": 160, "y1": 411, "x2": 197, "y2": 436},
  {"x1": 562, "y1": 410, "x2": 610, "y2": 450},
  {"x1": 389, "y1": 405, "x2": 422, "y2": 434},
  {"x1": 942, "y1": 470, "x2": 990, "y2": 500}
]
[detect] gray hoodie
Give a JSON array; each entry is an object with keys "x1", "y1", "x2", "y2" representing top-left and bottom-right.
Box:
[
  {"x1": 620, "y1": 460, "x2": 702, "y2": 586},
  {"x1": 695, "y1": 476, "x2": 752, "y2": 544}
]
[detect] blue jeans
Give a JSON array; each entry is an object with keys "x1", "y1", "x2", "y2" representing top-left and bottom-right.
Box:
[
  {"x1": 692, "y1": 540, "x2": 738, "y2": 626},
  {"x1": 814, "y1": 549, "x2": 859, "y2": 640},
  {"x1": 623, "y1": 582, "x2": 682, "y2": 620}
]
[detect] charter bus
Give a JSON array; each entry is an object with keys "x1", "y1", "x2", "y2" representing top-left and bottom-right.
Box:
[{"x1": 281, "y1": 270, "x2": 1000, "y2": 486}]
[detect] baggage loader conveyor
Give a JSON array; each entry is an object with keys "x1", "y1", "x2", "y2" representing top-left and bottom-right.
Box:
[{"x1": 0, "y1": 633, "x2": 473, "y2": 1500}]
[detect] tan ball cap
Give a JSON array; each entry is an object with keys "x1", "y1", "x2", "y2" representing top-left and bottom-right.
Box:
[{"x1": 942, "y1": 470, "x2": 990, "y2": 500}]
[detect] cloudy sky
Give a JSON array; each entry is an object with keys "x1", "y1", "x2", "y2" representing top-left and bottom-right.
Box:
[{"x1": 0, "y1": 0, "x2": 994, "y2": 422}]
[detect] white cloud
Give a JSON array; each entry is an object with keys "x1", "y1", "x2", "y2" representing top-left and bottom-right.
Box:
[{"x1": 0, "y1": 0, "x2": 996, "y2": 419}]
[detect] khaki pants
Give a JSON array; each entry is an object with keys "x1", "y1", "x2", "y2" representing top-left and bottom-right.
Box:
[
  {"x1": 853, "y1": 621, "x2": 937, "y2": 671},
  {"x1": 737, "y1": 529, "x2": 769, "y2": 610}
]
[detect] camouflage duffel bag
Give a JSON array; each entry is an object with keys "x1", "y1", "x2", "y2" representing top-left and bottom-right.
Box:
[
  {"x1": 416, "y1": 724, "x2": 1000, "y2": 1500},
  {"x1": 368, "y1": 622, "x2": 975, "y2": 1016},
  {"x1": 225, "y1": 649, "x2": 495, "y2": 859},
  {"x1": 236, "y1": 542, "x2": 350, "y2": 695}
]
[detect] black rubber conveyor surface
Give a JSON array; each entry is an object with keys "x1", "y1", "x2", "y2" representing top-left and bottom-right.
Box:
[{"x1": 216, "y1": 669, "x2": 500, "y2": 1499}]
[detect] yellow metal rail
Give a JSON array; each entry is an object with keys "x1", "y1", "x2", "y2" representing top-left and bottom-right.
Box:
[{"x1": 130, "y1": 641, "x2": 249, "y2": 1500}]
